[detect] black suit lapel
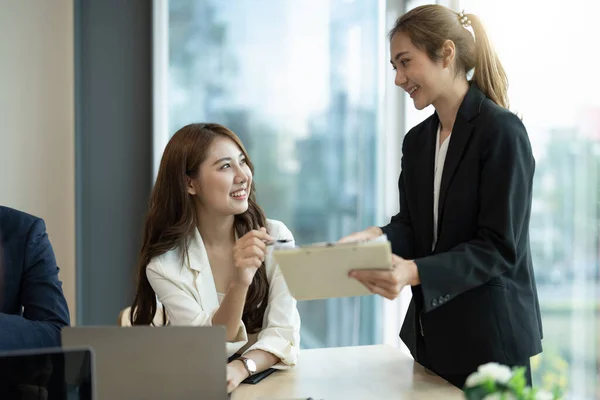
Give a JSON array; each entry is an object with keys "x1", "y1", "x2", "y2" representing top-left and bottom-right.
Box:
[
  {"x1": 416, "y1": 115, "x2": 437, "y2": 255},
  {"x1": 437, "y1": 117, "x2": 474, "y2": 223},
  {"x1": 436, "y1": 83, "x2": 485, "y2": 239}
]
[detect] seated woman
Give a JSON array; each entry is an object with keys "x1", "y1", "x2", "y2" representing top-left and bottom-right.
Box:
[{"x1": 129, "y1": 123, "x2": 300, "y2": 393}]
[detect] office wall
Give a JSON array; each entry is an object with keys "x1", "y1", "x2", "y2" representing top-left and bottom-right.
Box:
[
  {"x1": 0, "y1": 1, "x2": 76, "y2": 315},
  {"x1": 75, "y1": 0, "x2": 153, "y2": 324}
]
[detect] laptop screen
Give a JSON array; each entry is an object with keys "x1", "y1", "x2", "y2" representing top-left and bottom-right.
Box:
[{"x1": 0, "y1": 347, "x2": 94, "y2": 400}]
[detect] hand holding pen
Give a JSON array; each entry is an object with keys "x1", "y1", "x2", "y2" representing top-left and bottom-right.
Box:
[
  {"x1": 265, "y1": 239, "x2": 293, "y2": 246},
  {"x1": 233, "y1": 228, "x2": 273, "y2": 286}
]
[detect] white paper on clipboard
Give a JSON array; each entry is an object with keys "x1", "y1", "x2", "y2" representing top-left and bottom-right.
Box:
[{"x1": 272, "y1": 235, "x2": 393, "y2": 301}]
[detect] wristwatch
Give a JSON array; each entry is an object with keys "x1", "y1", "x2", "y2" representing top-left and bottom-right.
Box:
[{"x1": 237, "y1": 356, "x2": 257, "y2": 377}]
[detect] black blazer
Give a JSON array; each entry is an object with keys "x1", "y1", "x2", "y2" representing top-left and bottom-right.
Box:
[
  {"x1": 0, "y1": 206, "x2": 70, "y2": 351},
  {"x1": 382, "y1": 83, "x2": 543, "y2": 375}
]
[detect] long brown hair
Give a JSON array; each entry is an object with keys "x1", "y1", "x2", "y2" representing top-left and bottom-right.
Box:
[
  {"x1": 389, "y1": 4, "x2": 509, "y2": 109},
  {"x1": 130, "y1": 123, "x2": 270, "y2": 333}
]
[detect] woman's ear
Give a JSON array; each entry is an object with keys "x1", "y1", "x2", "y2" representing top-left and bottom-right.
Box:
[
  {"x1": 186, "y1": 176, "x2": 197, "y2": 196},
  {"x1": 442, "y1": 39, "x2": 456, "y2": 69}
]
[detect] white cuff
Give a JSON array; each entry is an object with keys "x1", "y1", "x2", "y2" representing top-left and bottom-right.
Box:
[{"x1": 244, "y1": 335, "x2": 298, "y2": 369}]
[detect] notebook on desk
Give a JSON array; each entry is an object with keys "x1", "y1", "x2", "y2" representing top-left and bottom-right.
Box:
[{"x1": 273, "y1": 235, "x2": 393, "y2": 300}]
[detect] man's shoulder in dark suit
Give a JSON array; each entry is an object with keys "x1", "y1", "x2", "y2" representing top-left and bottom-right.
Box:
[
  {"x1": 0, "y1": 205, "x2": 70, "y2": 351},
  {"x1": 0, "y1": 205, "x2": 40, "y2": 239}
]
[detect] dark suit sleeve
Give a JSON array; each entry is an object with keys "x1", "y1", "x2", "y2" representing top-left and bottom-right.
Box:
[
  {"x1": 381, "y1": 140, "x2": 416, "y2": 259},
  {"x1": 0, "y1": 219, "x2": 71, "y2": 350},
  {"x1": 416, "y1": 113, "x2": 534, "y2": 313}
]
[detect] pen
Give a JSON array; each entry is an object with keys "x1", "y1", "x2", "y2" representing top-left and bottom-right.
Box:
[{"x1": 265, "y1": 239, "x2": 292, "y2": 246}]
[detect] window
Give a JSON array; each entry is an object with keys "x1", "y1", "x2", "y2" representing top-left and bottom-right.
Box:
[{"x1": 160, "y1": 0, "x2": 403, "y2": 349}]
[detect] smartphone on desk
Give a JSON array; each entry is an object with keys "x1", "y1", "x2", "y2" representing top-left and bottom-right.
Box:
[
  {"x1": 228, "y1": 354, "x2": 278, "y2": 385},
  {"x1": 241, "y1": 367, "x2": 276, "y2": 384}
]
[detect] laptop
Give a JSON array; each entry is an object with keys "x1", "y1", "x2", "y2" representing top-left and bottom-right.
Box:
[
  {"x1": 0, "y1": 346, "x2": 95, "y2": 400},
  {"x1": 61, "y1": 326, "x2": 227, "y2": 400}
]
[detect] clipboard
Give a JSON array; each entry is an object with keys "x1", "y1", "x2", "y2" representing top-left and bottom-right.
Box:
[{"x1": 272, "y1": 236, "x2": 393, "y2": 301}]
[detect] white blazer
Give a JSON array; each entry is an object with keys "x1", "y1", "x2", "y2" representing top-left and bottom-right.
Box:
[{"x1": 146, "y1": 219, "x2": 300, "y2": 369}]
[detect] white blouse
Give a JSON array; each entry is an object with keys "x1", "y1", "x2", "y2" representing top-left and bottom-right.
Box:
[
  {"x1": 146, "y1": 219, "x2": 300, "y2": 369},
  {"x1": 433, "y1": 124, "x2": 451, "y2": 250}
]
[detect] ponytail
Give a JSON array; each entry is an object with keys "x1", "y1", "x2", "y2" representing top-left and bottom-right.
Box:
[{"x1": 466, "y1": 13, "x2": 509, "y2": 108}]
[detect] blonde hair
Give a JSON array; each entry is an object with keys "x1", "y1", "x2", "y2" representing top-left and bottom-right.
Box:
[{"x1": 389, "y1": 5, "x2": 509, "y2": 109}]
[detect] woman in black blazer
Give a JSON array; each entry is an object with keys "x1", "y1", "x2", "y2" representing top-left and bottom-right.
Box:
[{"x1": 341, "y1": 5, "x2": 543, "y2": 388}]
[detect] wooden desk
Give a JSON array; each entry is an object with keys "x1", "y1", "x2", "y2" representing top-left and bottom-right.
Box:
[{"x1": 232, "y1": 345, "x2": 464, "y2": 400}]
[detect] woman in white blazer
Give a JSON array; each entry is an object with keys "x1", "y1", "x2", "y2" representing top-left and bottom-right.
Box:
[{"x1": 129, "y1": 123, "x2": 300, "y2": 393}]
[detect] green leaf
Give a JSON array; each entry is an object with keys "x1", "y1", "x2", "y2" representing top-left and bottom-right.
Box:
[
  {"x1": 524, "y1": 386, "x2": 537, "y2": 400},
  {"x1": 508, "y1": 366, "x2": 527, "y2": 395},
  {"x1": 464, "y1": 385, "x2": 494, "y2": 400},
  {"x1": 482, "y1": 379, "x2": 497, "y2": 393}
]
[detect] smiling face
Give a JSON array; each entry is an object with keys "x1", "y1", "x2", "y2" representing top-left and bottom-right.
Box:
[
  {"x1": 390, "y1": 31, "x2": 455, "y2": 110},
  {"x1": 186, "y1": 136, "x2": 252, "y2": 217}
]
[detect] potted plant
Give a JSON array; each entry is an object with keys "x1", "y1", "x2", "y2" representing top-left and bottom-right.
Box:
[{"x1": 464, "y1": 362, "x2": 564, "y2": 400}]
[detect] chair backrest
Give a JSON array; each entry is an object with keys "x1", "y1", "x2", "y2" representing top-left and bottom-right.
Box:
[{"x1": 118, "y1": 305, "x2": 167, "y2": 327}]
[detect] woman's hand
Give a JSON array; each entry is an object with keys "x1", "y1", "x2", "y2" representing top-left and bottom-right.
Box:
[
  {"x1": 226, "y1": 360, "x2": 249, "y2": 393},
  {"x1": 338, "y1": 226, "x2": 383, "y2": 243},
  {"x1": 232, "y1": 227, "x2": 274, "y2": 287},
  {"x1": 349, "y1": 254, "x2": 420, "y2": 300}
]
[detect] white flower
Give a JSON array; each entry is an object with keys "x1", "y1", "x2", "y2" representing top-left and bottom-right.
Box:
[
  {"x1": 465, "y1": 371, "x2": 486, "y2": 387},
  {"x1": 535, "y1": 390, "x2": 554, "y2": 400},
  {"x1": 465, "y1": 362, "x2": 513, "y2": 388},
  {"x1": 478, "y1": 362, "x2": 513, "y2": 384}
]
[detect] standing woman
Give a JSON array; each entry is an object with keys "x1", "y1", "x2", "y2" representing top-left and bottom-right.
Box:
[{"x1": 341, "y1": 5, "x2": 543, "y2": 388}]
